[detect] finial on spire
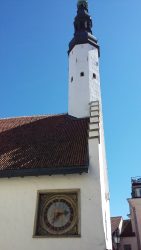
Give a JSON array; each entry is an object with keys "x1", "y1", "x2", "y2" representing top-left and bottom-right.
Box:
[{"x1": 77, "y1": 0, "x2": 88, "y2": 10}]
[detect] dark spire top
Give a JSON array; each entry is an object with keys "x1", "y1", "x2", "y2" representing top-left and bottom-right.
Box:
[
  {"x1": 68, "y1": 0, "x2": 100, "y2": 56},
  {"x1": 77, "y1": 0, "x2": 88, "y2": 11},
  {"x1": 75, "y1": 0, "x2": 92, "y2": 34}
]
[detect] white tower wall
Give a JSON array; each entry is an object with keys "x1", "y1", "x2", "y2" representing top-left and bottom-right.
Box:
[
  {"x1": 68, "y1": 39, "x2": 112, "y2": 249},
  {"x1": 68, "y1": 44, "x2": 100, "y2": 118}
]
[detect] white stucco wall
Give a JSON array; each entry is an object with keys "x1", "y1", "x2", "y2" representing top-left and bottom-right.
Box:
[
  {"x1": 68, "y1": 42, "x2": 112, "y2": 249},
  {"x1": 89, "y1": 137, "x2": 112, "y2": 250},
  {"x1": 0, "y1": 175, "x2": 107, "y2": 249},
  {"x1": 68, "y1": 44, "x2": 100, "y2": 118}
]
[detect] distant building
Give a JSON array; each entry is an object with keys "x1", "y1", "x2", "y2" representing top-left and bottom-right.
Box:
[
  {"x1": 111, "y1": 177, "x2": 141, "y2": 250},
  {"x1": 0, "y1": 1, "x2": 112, "y2": 250},
  {"x1": 111, "y1": 216, "x2": 123, "y2": 250}
]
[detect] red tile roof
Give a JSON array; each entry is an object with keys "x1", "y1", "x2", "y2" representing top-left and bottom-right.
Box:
[
  {"x1": 111, "y1": 216, "x2": 122, "y2": 234},
  {"x1": 0, "y1": 114, "x2": 89, "y2": 178},
  {"x1": 121, "y1": 220, "x2": 135, "y2": 237}
]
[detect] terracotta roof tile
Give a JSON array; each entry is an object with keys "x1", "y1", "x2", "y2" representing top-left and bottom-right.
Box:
[
  {"x1": 0, "y1": 114, "x2": 89, "y2": 177},
  {"x1": 111, "y1": 216, "x2": 122, "y2": 234}
]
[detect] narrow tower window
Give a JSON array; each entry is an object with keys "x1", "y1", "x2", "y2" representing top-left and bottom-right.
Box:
[
  {"x1": 93, "y1": 73, "x2": 96, "y2": 79},
  {"x1": 80, "y1": 72, "x2": 84, "y2": 77},
  {"x1": 71, "y1": 77, "x2": 73, "y2": 82}
]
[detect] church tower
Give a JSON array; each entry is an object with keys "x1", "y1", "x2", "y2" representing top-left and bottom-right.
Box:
[
  {"x1": 68, "y1": 0, "x2": 100, "y2": 118},
  {"x1": 68, "y1": 1, "x2": 112, "y2": 249}
]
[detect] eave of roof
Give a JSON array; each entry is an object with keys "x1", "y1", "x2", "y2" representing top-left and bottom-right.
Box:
[{"x1": 0, "y1": 165, "x2": 89, "y2": 178}]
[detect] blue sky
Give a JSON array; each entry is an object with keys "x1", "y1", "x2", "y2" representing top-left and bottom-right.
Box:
[{"x1": 0, "y1": 0, "x2": 141, "y2": 218}]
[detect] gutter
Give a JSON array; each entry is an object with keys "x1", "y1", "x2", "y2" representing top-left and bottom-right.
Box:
[{"x1": 0, "y1": 165, "x2": 89, "y2": 179}]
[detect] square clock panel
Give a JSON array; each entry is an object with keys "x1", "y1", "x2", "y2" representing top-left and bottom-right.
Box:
[{"x1": 34, "y1": 189, "x2": 80, "y2": 237}]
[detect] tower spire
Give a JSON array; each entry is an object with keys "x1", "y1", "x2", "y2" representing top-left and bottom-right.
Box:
[
  {"x1": 68, "y1": 0, "x2": 99, "y2": 55},
  {"x1": 75, "y1": 0, "x2": 92, "y2": 35}
]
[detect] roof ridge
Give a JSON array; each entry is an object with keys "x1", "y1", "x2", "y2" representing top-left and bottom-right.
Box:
[
  {"x1": 111, "y1": 216, "x2": 122, "y2": 219},
  {"x1": 0, "y1": 113, "x2": 67, "y2": 121}
]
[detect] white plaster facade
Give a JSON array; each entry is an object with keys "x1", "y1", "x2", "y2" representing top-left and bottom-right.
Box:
[
  {"x1": 68, "y1": 44, "x2": 101, "y2": 118},
  {"x1": 68, "y1": 41, "x2": 112, "y2": 249}
]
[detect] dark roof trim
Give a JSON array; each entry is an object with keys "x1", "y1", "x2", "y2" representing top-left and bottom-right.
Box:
[
  {"x1": 120, "y1": 235, "x2": 136, "y2": 238},
  {"x1": 0, "y1": 166, "x2": 89, "y2": 179},
  {"x1": 68, "y1": 34, "x2": 100, "y2": 56}
]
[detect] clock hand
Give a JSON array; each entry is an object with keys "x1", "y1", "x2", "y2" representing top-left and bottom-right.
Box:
[
  {"x1": 52, "y1": 210, "x2": 69, "y2": 223},
  {"x1": 52, "y1": 211, "x2": 64, "y2": 223}
]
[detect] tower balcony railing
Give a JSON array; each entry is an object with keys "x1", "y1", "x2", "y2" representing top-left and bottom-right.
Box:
[{"x1": 131, "y1": 176, "x2": 141, "y2": 184}]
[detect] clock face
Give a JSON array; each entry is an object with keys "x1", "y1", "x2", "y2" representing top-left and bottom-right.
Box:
[
  {"x1": 35, "y1": 191, "x2": 80, "y2": 237},
  {"x1": 41, "y1": 195, "x2": 77, "y2": 235}
]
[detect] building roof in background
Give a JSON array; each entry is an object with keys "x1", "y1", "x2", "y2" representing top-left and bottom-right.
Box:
[
  {"x1": 121, "y1": 220, "x2": 135, "y2": 237},
  {"x1": 0, "y1": 114, "x2": 89, "y2": 178},
  {"x1": 111, "y1": 216, "x2": 122, "y2": 234}
]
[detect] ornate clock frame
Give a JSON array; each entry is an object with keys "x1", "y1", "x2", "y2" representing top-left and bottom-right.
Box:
[{"x1": 33, "y1": 189, "x2": 80, "y2": 237}]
